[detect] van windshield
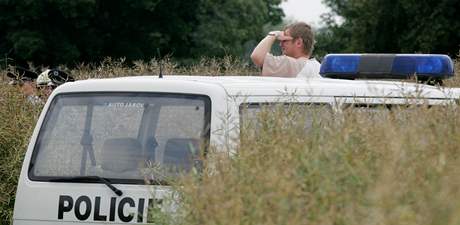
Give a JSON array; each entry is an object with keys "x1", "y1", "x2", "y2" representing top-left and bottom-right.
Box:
[{"x1": 29, "y1": 93, "x2": 211, "y2": 184}]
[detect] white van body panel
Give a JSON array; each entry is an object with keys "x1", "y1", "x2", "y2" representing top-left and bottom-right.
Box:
[
  {"x1": 14, "y1": 181, "x2": 170, "y2": 224},
  {"x1": 13, "y1": 76, "x2": 460, "y2": 224}
]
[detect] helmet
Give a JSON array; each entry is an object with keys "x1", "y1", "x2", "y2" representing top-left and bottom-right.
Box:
[
  {"x1": 48, "y1": 69, "x2": 75, "y2": 85},
  {"x1": 36, "y1": 69, "x2": 75, "y2": 87},
  {"x1": 37, "y1": 69, "x2": 53, "y2": 86}
]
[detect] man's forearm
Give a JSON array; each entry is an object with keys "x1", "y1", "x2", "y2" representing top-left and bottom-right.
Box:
[{"x1": 250, "y1": 35, "x2": 276, "y2": 67}]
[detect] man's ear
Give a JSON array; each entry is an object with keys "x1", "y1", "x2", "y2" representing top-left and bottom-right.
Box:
[{"x1": 294, "y1": 38, "x2": 303, "y2": 48}]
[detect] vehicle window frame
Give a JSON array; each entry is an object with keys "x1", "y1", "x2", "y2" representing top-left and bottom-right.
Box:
[{"x1": 28, "y1": 92, "x2": 212, "y2": 185}]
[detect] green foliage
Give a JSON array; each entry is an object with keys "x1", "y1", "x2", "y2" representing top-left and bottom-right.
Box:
[
  {"x1": 0, "y1": 0, "x2": 283, "y2": 66},
  {"x1": 316, "y1": 0, "x2": 460, "y2": 57},
  {"x1": 192, "y1": 0, "x2": 283, "y2": 57},
  {"x1": 314, "y1": 22, "x2": 350, "y2": 59}
]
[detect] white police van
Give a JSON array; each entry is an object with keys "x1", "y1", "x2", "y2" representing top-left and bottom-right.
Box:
[{"x1": 13, "y1": 54, "x2": 459, "y2": 224}]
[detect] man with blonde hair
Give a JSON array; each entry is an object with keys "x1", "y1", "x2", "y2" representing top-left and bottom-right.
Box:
[{"x1": 251, "y1": 22, "x2": 321, "y2": 78}]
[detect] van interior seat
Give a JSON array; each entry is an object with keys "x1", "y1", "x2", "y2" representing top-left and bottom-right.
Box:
[
  {"x1": 163, "y1": 138, "x2": 199, "y2": 171},
  {"x1": 101, "y1": 138, "x2": 142, "y2": 173}
]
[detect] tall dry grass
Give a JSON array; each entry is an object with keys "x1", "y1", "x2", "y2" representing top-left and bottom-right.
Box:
[
  {"x1": 0, "y1": 85, "x2": 42, "y2": 224},
  {"x1": 0, "y1": 55, "x2": 459, "y2": 225},
  {"x1": 177, "y1": 105, "x2": 460, "y2": 225},
  {"x1": 66, "y1": 56, "x2": 258, "y2": 79}
]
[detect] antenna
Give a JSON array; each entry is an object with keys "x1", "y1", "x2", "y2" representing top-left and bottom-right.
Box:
[
  {"x1": 157, "y1": 48, "x2": 163, "y2": 78},
  {"x1": 3, "y1": 48, "x2": 13, "y2": 71}
]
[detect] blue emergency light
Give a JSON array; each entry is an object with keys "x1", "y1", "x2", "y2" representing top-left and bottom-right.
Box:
[{"x1": 320, "y1": 54, "x2": 454, "y2": 81}]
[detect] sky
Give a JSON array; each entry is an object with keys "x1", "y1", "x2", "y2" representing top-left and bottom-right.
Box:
[{"x1": 280, "y1": 0, "x2": 331, "y2": 27}]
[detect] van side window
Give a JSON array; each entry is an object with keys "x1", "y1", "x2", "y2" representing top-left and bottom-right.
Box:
[
  {"x1": 341, "y1": 102, "x2": 448, "y2": 121},
  {"x1": 338, "y1": 104, "x2": 396, "y2": 125},
  {"x1": 342, "y1": 103, "x2": 393, "y2": 112},
  {"x1": 239, "y1": 102, "x2": 333, "y2": 134}
]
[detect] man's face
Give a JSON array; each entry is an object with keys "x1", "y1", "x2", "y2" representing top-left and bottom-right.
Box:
[{"x1": 279, "y1": 29, "x2": 297, "y2": 57}]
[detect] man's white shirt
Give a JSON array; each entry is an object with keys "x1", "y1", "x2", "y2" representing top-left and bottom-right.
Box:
[{"x1": 296, "y1": 58, "x2": 321, "y2": 79}]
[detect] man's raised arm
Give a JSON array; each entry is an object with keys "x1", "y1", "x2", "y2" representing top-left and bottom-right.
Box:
[{"x1": 250, "y1": 31, "x2": 292, "y2": 67}]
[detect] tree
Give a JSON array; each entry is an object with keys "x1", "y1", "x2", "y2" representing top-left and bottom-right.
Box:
[
  {"x1": 192, "y1": 0, "x2": 283, "y2": 58},
  {"x1": 0, "y1": 0, "x2": 283, "y2": 66},
  {"x1": 317, "y1": 0, "x2": 460, "y2": 57}
]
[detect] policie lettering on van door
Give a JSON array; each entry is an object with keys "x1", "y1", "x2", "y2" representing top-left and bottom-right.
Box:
[{"x1": 58, "y1": 195, "x2": 162, "y2": 223}]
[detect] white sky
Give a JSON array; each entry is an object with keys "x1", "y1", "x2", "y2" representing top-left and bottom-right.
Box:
[{"x1": 280, "y1": 0, "x2": 331, "y2": 27}]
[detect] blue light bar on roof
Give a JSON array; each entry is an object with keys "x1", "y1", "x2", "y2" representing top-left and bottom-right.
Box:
[{"x1": 320, "y1": 54, "x2": 454, "y2": 80}]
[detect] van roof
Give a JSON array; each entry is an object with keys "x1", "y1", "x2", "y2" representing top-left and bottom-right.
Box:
[{"x1": 54, "y1": 75, "x2": 460, "y2": 99}]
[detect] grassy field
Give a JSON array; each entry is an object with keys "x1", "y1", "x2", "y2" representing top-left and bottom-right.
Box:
[{"x1": 1, "y1": 55, "x2": 459, "y2": 225}]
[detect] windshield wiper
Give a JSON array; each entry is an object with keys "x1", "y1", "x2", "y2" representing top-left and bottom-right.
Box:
[{"x1": 50, "y1": 176, "x2": 123, "y2": 196}]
